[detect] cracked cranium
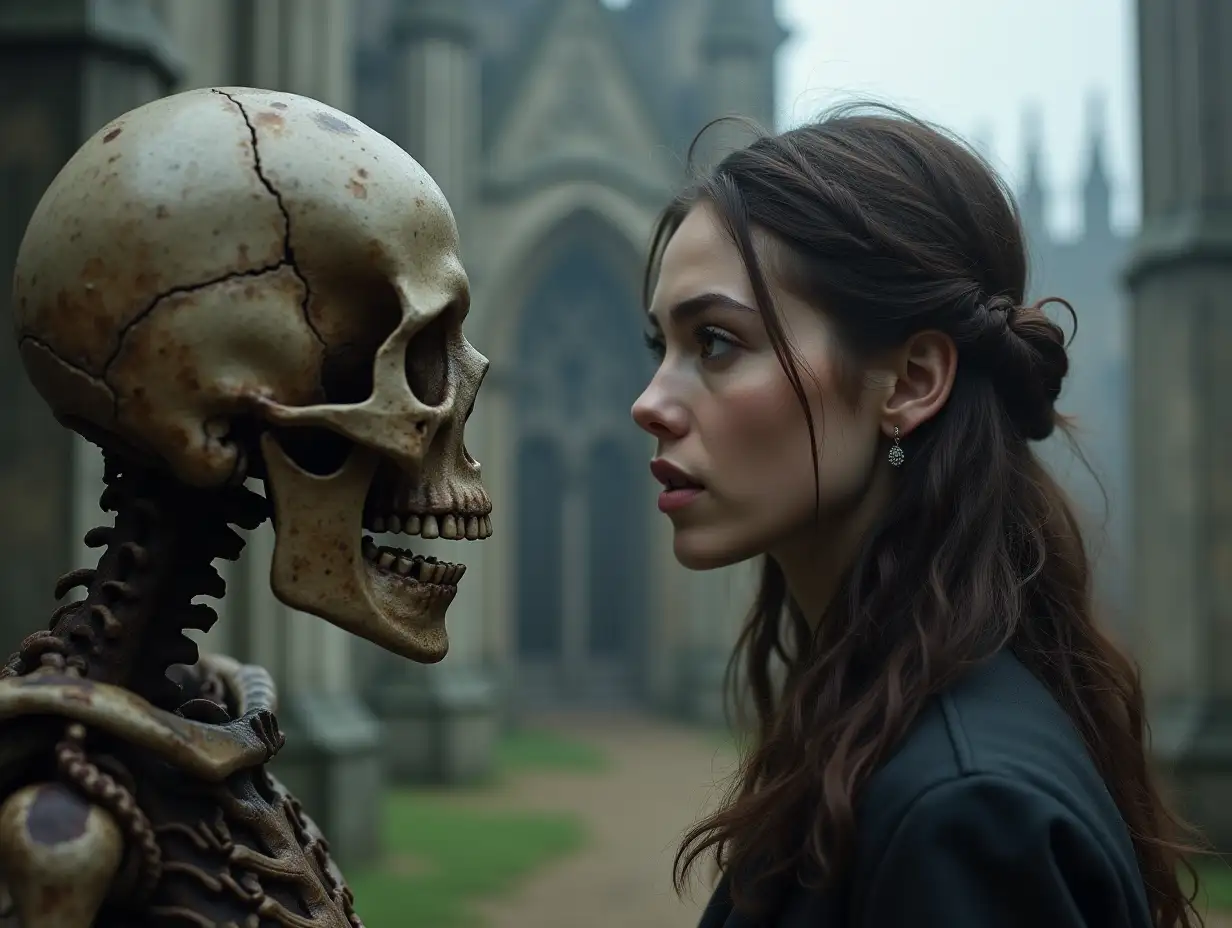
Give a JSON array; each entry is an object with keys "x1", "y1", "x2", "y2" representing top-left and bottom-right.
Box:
[{"x1": 10, "y1": 86, "x2": 491, "y2": 663}]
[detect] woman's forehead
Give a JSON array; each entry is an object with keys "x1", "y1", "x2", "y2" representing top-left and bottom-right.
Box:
[{"x1": 652, "y1": 206, "x2": 754, "y2": 310}]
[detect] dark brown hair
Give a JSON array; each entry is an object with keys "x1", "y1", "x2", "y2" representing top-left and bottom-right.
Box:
[{"x1": 647, "y1": 103, "x2": 1204, "y2": 926}]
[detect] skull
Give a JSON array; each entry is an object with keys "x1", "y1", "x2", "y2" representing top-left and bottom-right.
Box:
[{"x1": 10, "y1": 87, "x2": 491, "y2": 663}]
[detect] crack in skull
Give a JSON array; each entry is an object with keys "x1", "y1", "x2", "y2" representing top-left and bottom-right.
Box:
[{"x1": 212, "y1": 89, "x2": 323, "y2": 349}]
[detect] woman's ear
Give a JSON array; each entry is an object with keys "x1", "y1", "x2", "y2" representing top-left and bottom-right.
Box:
[{"x1": 880, "y1": 330, "x2": 957, "y2": 435}]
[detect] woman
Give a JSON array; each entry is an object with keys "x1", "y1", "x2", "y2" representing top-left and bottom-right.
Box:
[{"x1": 632, "y1": 105, "x2": 1202, "y2": 928}]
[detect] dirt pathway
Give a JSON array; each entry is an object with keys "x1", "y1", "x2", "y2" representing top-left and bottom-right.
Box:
[
  {"x1": 435, "y1": 713, "x2": 1232, "y2": 928},
  {"x1": 444, "y1": 713, "x2": 740, "y2": 928}
]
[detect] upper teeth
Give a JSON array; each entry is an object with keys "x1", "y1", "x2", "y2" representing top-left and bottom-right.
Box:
[{"x1": 363, "y1": 512, "x2": 492, "y2": 540}]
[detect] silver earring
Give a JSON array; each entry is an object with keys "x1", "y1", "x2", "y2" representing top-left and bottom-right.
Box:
[{"x1": 888, "y1": 426, "x2": 905, "y2": 467}]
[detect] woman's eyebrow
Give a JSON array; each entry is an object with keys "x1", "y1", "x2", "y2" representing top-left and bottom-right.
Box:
[{"x1": 647, "y1": 292, "x2": 758, "y2": 328}]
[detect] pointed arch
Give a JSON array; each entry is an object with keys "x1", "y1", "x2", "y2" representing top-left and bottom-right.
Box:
[{"x1": 472, "y1": 186, "x2": 659, "y2": 375}]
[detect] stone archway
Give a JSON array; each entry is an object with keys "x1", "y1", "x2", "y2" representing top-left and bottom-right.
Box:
[{"x1": 512, "y1": 211, "x2": 653, "y2": 708}]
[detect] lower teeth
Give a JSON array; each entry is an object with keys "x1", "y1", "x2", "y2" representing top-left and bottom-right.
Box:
[{"x1": 361, "y1": 536, "x2": 464, "y2": 586}]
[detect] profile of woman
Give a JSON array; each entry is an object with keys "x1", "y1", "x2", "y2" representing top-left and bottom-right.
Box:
[{"x1": 632, "y1": 105, "x2": 1201, "y2": 928}]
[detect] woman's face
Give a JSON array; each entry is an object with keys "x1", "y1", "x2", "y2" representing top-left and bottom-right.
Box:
[{"x1": 632, "y1": 203, "x2": 889, "y2": 571}]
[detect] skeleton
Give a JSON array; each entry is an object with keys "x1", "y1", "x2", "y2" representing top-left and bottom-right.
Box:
[{"x1": 0, "y1": 86, "x2": 491, "y2": 927}]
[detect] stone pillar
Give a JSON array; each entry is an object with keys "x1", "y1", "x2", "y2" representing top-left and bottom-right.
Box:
[
  {"x1": 694, "y1": 0, "x2": 785, "y2": 167},
  {"x1": 368, "y1": 0, "x2": 497, "y2": 785},
  {"x1": 392, "y1": 0, "x2": 481, "y2": 233},
  {"x1": 0, "y1": 0, "x2": 178, "y2": 654},
  {"x1": 157, "y1": 0, "x2": 384, "y2": 869},
  {"x1": 559, "y1": 443, "x2": 588, "y2": 694},
  {"x1": 1126, "y1": 0, "x2": 1232, "y2": 852}
]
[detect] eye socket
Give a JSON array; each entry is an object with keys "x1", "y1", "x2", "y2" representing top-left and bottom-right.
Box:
[
  {"x1": 404, "y1": 303, "x2": 459, "y2": 407},
  {"x1": 321, "y1": 342, "x2": 382, "y2": 405}
]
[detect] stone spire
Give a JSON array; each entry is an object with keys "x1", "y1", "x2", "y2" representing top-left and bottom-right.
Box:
[
  {"x1": 1081, "y1": 92, "x2": 1113, "y2": 239},
  {"x1": 1019, "y1": 106, "x2": 1047, "y2": 238}
]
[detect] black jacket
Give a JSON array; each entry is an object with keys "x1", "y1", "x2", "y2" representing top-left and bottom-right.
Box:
[{"x1": 698, "y1": 650, "x2": 1153, "y2": 927}]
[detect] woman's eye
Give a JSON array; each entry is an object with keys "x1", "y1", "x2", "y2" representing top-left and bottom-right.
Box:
[
  {"x1": 643, "y1": 326, "x2": 737, "y2": 363},
  {"x1": 697, "y1": 326, "x2": 737, "y2": 361}
]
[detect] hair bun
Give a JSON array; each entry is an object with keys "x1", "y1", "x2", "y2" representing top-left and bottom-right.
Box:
[{"x1": 970, "y1": 295, "x2": 1070, "y2": 441}]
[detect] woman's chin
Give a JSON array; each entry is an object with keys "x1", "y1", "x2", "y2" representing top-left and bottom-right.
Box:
[{"x1": 672, "y1": 528, "x2": 758, "y2": 571}]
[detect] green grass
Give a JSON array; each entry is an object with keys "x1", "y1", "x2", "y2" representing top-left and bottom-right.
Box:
[
  {"x1": 347, "y1": 727, "x2": 603, "y2": 927},
  {"x1": 493, "y1": 725, "x2": 610, "y2": 774},
  {"x1": 1194, "y1": 857, "x2": 1232, "y2": 913},
  {"x1": 349, "y1": 792, "x2": 586, "y2": 928}
]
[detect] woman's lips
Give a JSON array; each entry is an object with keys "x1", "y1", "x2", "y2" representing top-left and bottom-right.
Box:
[{"x1": 657, "y1": 486, "x2": 704, "y2": 513}]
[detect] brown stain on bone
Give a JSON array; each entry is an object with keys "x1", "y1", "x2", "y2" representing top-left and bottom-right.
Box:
[
  {"x1": 346, "y1": 179, "x2": 368, "y2": 199},
  {"x1": 254, "y1": 110, "x2": 286, "y2": 133},
  {"x1": 102, "y1": 126, "x2": 122, "y2": 143}
]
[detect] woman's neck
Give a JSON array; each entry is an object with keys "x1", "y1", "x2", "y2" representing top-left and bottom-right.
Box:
[{"x1": 773, "y1": 468, "x2": 895, "y2": 623}]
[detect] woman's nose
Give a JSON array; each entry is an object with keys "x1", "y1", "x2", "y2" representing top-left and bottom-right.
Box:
[{"x1": 631, "y1": 377, "x2": 687, "y2": 440}]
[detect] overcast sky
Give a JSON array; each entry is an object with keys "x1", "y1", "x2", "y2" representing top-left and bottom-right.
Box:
[{"x1": 775, "y1": 0, "x2": 1138, "y2": 239}]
